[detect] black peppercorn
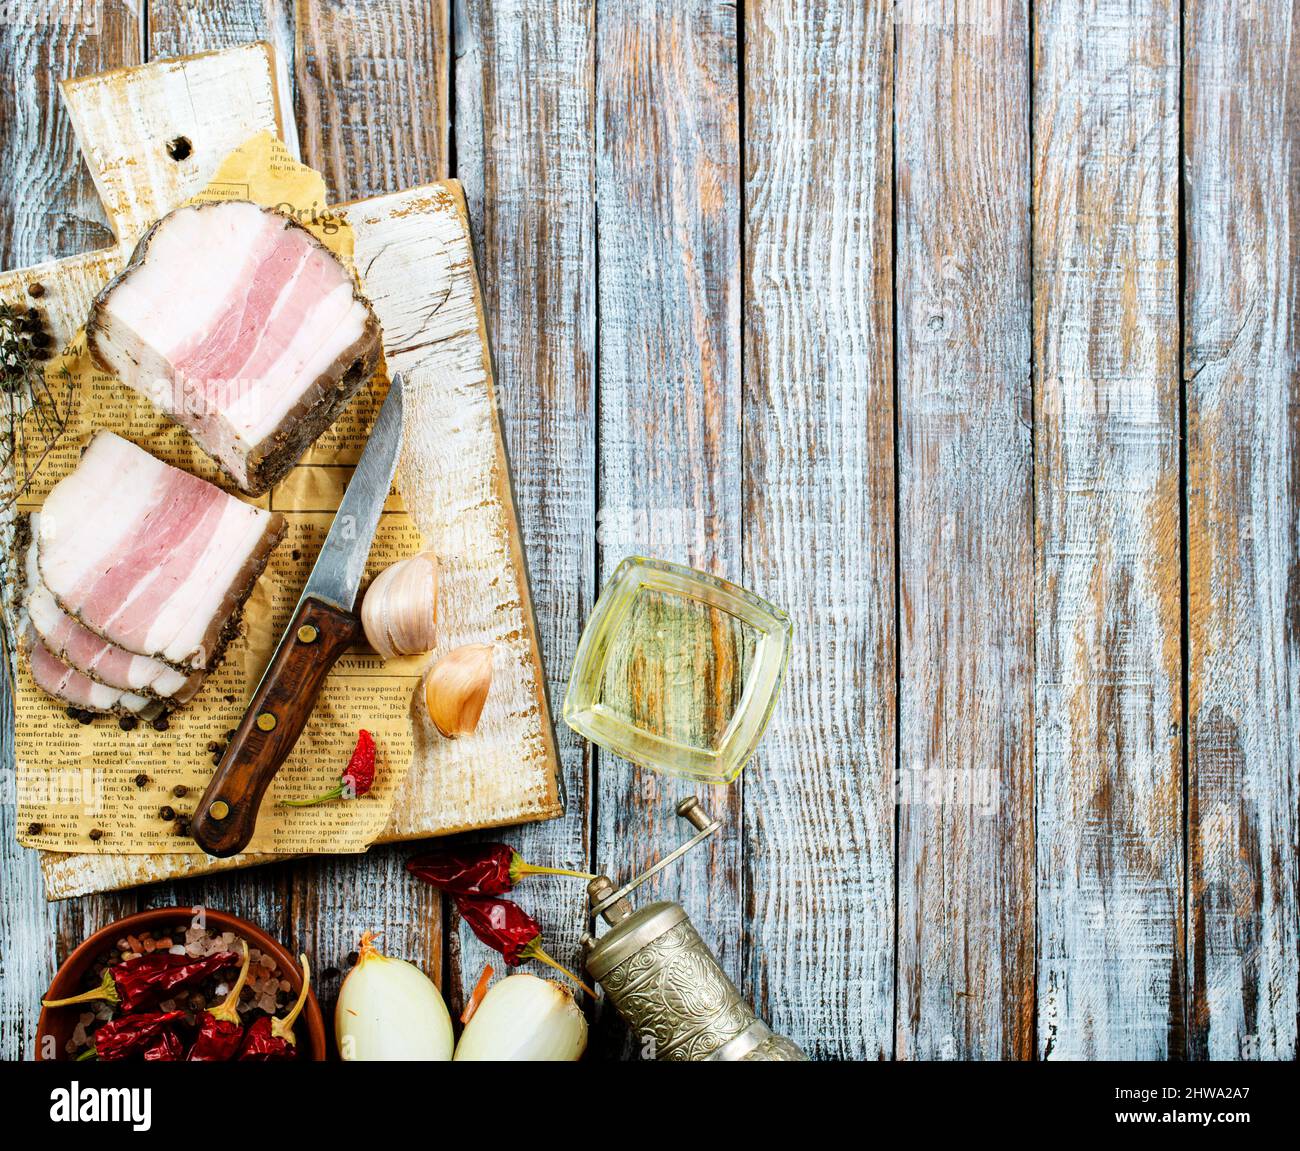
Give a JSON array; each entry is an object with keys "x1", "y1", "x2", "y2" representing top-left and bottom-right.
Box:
[
  {"x1": 159, "y1": 806, "x2": 175, "y2": 821},
  {"x1": 172, "y1": 784, "x2": 188, "y2": 798},
  {"x1": 88, "y1": 828, "x2": 104, "y2": 841},
  {"x1": 76, "y1": 711, "x2": 93, "y2": 725},
  {"x1": 119, "y1": 715, "x2": 138, "y2": 731},
  {"x1": 206, "y1": 741, "x2": 220, "y2": 753},
  {"x1": 134, "y1": 772, "x2": 150, "y2": 788},
  {"x1": 27, "y1": 822, "x2": 42, "y2": 836},
  {"x1": 27, "y1": 282, "x2": 44, "y2": 298},
  {"x1": 151, "y1": 714, "x2": 170, "y2": 731}
]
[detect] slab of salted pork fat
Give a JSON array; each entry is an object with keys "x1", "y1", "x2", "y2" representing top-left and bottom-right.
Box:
[
  {"x1": 25, "y1": 515, "x2": 205, "y2": 706},
  {"x1": 37, "y1": 432, "x2": 285, "y2": 675},
  {"x1": 87, "y1": 200, "x2": 382, "y2": 495}
]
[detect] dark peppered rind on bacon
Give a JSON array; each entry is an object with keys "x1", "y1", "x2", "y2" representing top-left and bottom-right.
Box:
[
  {"x1": 243, "y1": 324, "x2": 381, "y2": 494},
  {"x1": 86, "y1": 199, "x2": 383, "y2": 496},
  {"x1": 36, "y1": 432, "x2": 286, "y2": 674}
]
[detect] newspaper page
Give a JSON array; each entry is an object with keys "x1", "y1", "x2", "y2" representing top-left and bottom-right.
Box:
[{"x1": 8, "y1": 133, "x2": 419, "y2": 854}]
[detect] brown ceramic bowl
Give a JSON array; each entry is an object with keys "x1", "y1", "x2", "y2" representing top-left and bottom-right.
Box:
[{"x1": 35, "y1": 906, "x2": 326, "y2": 1061}]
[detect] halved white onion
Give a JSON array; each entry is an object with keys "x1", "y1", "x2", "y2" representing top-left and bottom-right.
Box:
[
  {"x1": 336, "y1": 932, "x2": 453, "y2": 1061},
  {"x1": 453, "y1": 972, "x2": 587, "y2": 1061}
]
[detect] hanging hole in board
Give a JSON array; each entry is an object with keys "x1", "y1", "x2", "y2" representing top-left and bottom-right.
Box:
[{"x1": 166, "y1": 136, "x2": 192, "y2": 162}]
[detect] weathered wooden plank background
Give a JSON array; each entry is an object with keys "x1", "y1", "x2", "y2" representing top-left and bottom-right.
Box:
[
  {"x1": 1184, "y1": 0, "x2": 1298, "y2": 1061},
  {"x1": 1, "y1": 0, "x2": 1295, "y2": 1061},
  {"x1": 894, "y1": 0, "x2": 1033, "y2": 1060},
  {"x1": 1033, "y1": 0, "x2": 1185, "y2": 1060}
]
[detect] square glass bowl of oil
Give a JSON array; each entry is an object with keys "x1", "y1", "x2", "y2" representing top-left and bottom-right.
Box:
[{"x1": 562, "y1": 557, "x2": 791, "y2": 784}]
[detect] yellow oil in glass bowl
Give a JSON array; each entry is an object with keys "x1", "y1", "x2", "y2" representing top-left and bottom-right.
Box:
[{"x1": 562, "y1": 557, "x2": 791, "y2": 784}]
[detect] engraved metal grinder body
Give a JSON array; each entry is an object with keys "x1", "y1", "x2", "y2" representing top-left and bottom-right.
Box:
[{"x1": 583, "y1": 797, "x2": 808, "y2": 1061}]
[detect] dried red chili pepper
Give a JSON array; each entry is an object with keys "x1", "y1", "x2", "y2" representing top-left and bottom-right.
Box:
[
  {"x1": 280, "y1": 729, "x2": 376, "y2": 806},
  {"x1": 186, "y1": 942, "x2": 251, "y2": 1062},
  {"x1": 407, "y1": 843, "x2": 593, "y2": 897},
  {"x1": 78, "y1": 1011, "x2": 186, "y2": 1062},
  {"x1": 141, "y1": 1028, "x2": 184, "y2": 1062},
  {"x1": 237, "y1": 954, "x2": 311, "y2": 1061},
  {"x1": 42, "y1": 949, "x2": 238, "y2": 1013},
  {"x1": 455, "y1": 895, "x2": 595, "y2": 996}
]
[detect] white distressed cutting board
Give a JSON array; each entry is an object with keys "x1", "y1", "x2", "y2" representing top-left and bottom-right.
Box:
[{"x1": 0, "y1": 43, "x2": 563, "y2": 899}]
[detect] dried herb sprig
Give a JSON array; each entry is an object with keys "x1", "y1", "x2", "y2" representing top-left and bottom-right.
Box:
[
  {"x1": 1, "y1": 301, "x2": 74, "y2": 506},
  {"x1": 0, "y1": 299, "x2": 50, "y2": 394}
]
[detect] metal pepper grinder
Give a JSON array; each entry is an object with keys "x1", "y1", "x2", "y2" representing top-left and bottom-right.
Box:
[{"x1": 582, "y1": 797, "x2": 807, "y2": 1061}]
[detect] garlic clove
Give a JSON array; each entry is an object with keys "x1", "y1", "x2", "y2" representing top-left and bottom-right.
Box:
[
  {"x1": 361, "y1": 550, "x2": 439, "y2": 661},
  {"x1": 424, "y1": 643, "x2": 493, "y2": 737}
]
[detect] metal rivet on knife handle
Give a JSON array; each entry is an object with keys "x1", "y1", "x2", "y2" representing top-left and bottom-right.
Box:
[
  {"x1": 256, "y1": 712, "x2": 277, "y2": 732},
  {"x1": 208, "y1": 800, "x2": 230, "y2": 820},
  {"x1": 297, "y1": 624, "x2": 319, "y2": 643}
]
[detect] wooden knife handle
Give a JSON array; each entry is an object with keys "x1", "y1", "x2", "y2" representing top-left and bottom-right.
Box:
[{"x1": 191, "y1": 597, "x2": 362, "y2": 858}]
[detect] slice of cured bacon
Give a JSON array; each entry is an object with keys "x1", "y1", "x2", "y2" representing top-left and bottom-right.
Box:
[
  {"x1": 37, "y1": 432, "x2": 285, "y2": 673},
  {"x1": 87, "y1": 200, "x2": 382, "y2": 495},
  {"x1": 24, "y1": 517, "x2": 204, "y2": 704},
  {"x1": 22, "y1": 625, "x2": 163, "y2": 720}
]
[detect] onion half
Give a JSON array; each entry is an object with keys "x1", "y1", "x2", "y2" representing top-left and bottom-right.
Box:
[
  {"x1": 453, "y1": 972, "x2": 587, "y2": 1061},
  {"x1": 335, "y1": 932, "x2": 453, "y2": 1061}
]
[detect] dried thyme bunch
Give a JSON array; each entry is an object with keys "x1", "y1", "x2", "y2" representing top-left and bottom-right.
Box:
[
  {"x1": 1, "y1": 297, "x2": 73, "y2": 505},
  {"x1": 0, "y1": 300, "x2": 46, "y2": 393}
]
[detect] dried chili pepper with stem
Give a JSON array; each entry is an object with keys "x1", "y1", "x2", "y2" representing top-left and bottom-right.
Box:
[
  {"x1": 237, "y1": 954, "x2": 311, "y2": 1061},
  {"x1": 42, "y1": 949, "x2": 238, "y2": 1013},
  {"x1": 280, "y1": 729, "x2": 375, "y2": 806},
  {"x1": 455, "y1": 895, "x2": 595, "y2": 997},
  {"x1": 76, "y1": 1011, "x2": 186, "y2": 1062},
  {"x1": 408, "y1": 843, "x2": 594, "y2": 897},
  {"x1": 186, "y1": 941, "x2": 251, "y2": 1061}
]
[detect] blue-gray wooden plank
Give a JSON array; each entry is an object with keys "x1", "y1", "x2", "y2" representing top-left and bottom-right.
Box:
[
  {"x1": 1032, "y1": 0, "x2": 1185, "y2": 1059},
  {"x1": 894, "y1": 0, "x2": 1035, "y2": 1060},
  {"x1": 1184, "y1": 0, "x2": 1299, "y2": 1061},
  {"x1": 741, "y1": 0, "x2": 896, "y2": 1060}
]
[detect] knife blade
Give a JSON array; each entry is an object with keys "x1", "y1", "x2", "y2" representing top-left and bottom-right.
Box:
[
  {"x1": 192, "y1": 375, "x2": 405, "y2": 858},
  {"x1": 295, "y1": 376, "x2": 404, "y2": 614}
]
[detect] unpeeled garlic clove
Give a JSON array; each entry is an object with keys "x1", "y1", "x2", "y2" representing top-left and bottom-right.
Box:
[
  {"x1": 424, "y1": 643, "x2": 493, "y2": 737},
  {"x1": 361, "y1": 551, "x2": 439, "y2": 661}
]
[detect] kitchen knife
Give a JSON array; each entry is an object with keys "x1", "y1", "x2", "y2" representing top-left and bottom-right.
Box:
[{"x1": 192, "y1": 376, "x2": 405, "y2": 858}]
